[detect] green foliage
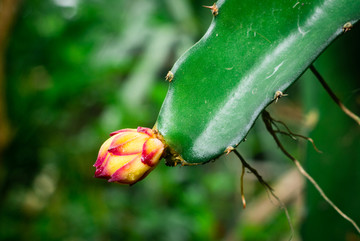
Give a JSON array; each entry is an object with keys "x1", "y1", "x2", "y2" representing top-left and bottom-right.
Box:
[
  {"x1": 157, "y1": 0, "x2": 360, "y2": 163},
  {"x1": 1, "y1": 1, "x2": 249, "y2": 240}
]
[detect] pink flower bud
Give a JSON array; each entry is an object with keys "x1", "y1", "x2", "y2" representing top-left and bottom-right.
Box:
[{"x1": 94, "y1": 127, "x2": 165, "y2": 185}]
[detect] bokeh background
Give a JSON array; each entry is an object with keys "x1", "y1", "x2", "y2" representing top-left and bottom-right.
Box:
[{"x1": 0, "y1": 0, "x2": 359, "y2": 240}]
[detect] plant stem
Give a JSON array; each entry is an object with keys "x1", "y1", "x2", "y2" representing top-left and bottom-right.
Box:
[
  {"x1": 233, "y1": 149, "x2": 294, "y2": 240},
  {"x1": 240, "y1": 163, "x2": 246, "y2": 209},
  {"x1": 310, "y1": 64, "x2": 360, "y2": 125},
  {"x1": 0, "y1": 0, "x2": 19, "y2": 154},
  {"x1": 262, "y1": 110, "x2": 360, "y2": 234}
]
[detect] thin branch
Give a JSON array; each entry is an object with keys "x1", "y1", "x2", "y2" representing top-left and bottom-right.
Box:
[
  {"x1": 0, "y1": 0, "x2": 19, "y2": 153},
  {"x1": 233, "y1": 150, "x2": 294, "y2": 240},
  {"x1": 293, "y1": 160, "x2": 360, "y2": 234},
  {"x1": 266, "y1": 112, "x2": 322, "y2": 152},
  {"x1": 262, "y1": 110, "x2": 360, "y2": 234},
  {"x1": 310, "y1": 64, "x2": 360, "y2": 125},
  {"x1": 274, "y1": 130, "x2": 322, "y2": 153},
  {"x1": 240, "y1": 163, "x2": 246, "y2": 209},
  {"x1": 234, "y1": 150, "x2": 273, "y2": 192},
  {"x1": 275, "y1": 129, "x2": 297, "y2": 141},
  {"x1": 271, "y1": 118, "x2": 297, "y2": 139}
]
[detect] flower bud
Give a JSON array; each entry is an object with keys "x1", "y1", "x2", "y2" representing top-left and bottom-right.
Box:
[{"x1": 94, "y1": 127, "x2": 165, "y2": 185}]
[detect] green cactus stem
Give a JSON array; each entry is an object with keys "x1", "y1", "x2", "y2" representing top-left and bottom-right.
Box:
[{"x1": 156, "y1": 0, "x2": 360, "y2": 164}]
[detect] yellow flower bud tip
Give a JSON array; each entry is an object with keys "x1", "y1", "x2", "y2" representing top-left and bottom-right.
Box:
[{"x1": 94, "y1": 127, "x2": 165, "y2": 185}]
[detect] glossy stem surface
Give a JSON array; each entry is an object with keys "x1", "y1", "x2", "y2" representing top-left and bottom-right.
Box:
[{"x1": 157, "y1": 0, "x2": 360, "y2": 163}]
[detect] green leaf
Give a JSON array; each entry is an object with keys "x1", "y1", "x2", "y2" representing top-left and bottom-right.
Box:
[{"x1": 157, "y1": 0, "x2": 360, "y2": 163}]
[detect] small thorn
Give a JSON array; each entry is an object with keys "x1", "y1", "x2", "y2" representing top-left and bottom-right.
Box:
[
  {"x1": 165, "y1": 71, "x2": 174, "y2": 82},
  {"x1": 225, "y1": 146, "x2": 234, "y2": 155},
  {"x1": 203, "y1": 3, "x2": 218, "y2": 16},
  {"x1": 342, "y1": 22, "x2": 353, "y2": 33},
  {"x1": 274, "y1": 90, "x2": 288, "y2": 103}
]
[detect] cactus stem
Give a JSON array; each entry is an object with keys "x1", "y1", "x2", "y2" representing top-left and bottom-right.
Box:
[
  {"x1": 202, "y1": 3, "x2": 218, "y2": 16},
  {"x1": 153, "y1": 124, "x2": 206, "y2": 166},
  {"x1": 253, "y1": 31, "x2": 272, "y2": 44}
]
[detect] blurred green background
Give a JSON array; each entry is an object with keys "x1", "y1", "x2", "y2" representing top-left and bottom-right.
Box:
[{"x1": 0, "y1": 0, "x2": 359, "y2": 240}]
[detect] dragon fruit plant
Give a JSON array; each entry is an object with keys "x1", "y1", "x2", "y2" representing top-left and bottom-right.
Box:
[
  {"x1": 93, "y1": 0, "x2": 360, "y2": 234},
  {"x1": 94, "y1": 0, "x2": 359, "y2": 184}
]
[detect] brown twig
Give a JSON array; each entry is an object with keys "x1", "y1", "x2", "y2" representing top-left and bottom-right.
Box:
[
  {"x1": 233, "y1": 149, "x2": 294, "y2": 240},
  {"x1": 0, "y1": 0, "x2": 19, "y2": 153},
  {"x1": 270, "y1": 118, "x2": 296, "y2": 138},
  {"x1": 274, "y1": 130, "x2": 322, "y2": 153},
  {"x1": 310, "y1": 64, "x2": 360, "y2": 125},
  {"x1": 240, "y1": 163, "x2": 246, "y2": 209},
  {"x1": 268, "y1": 114, "x2": 322, "y2": 152},
  {"x1": 262, "y1": 110, "x2": 360, "y2": 234}
]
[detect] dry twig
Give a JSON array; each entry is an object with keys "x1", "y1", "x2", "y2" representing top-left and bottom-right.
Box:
[
  {"x1": 310, "y1": 64, "x2": 360, "y2": 125},
  {"x1": 233, "y1": 150, "x2": 294, "y2": 240},
  {"x1": 262, "y1": 110, "x2": 360, "y2": 234},
  {"x1": 240, "y1": 163, "x2": 246, "y2": 209}
]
